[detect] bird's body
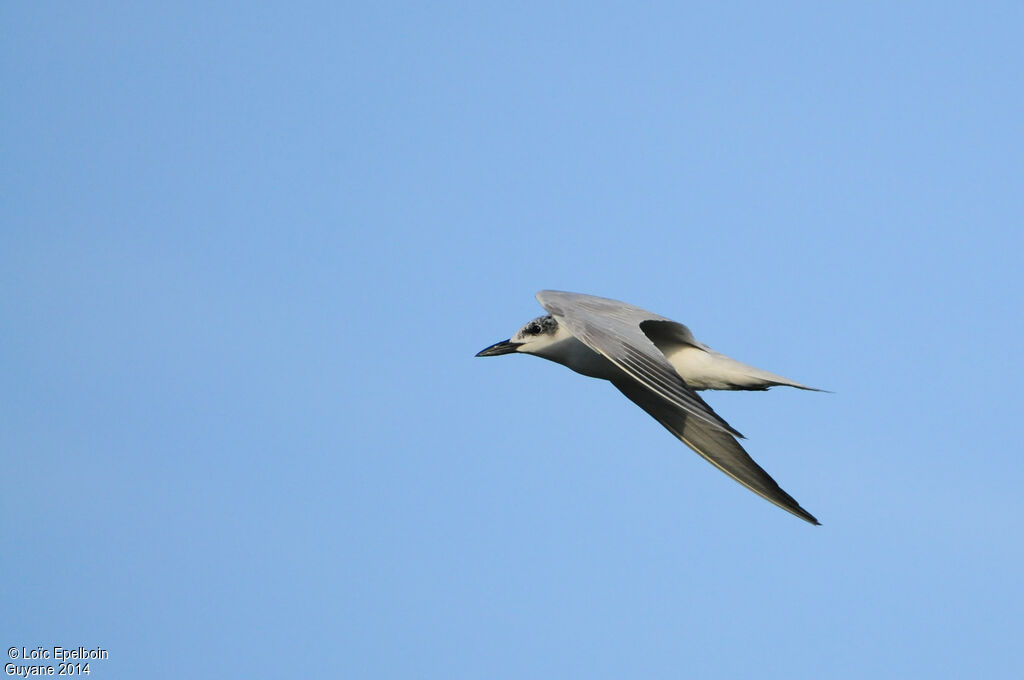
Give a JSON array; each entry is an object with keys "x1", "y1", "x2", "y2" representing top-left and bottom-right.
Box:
[
  {"x1": 476, "y1": 290, "x2": 823, "y2": 524},
  {"x1": 521, "y1": 321, "x2": 813, "y2": 391}
]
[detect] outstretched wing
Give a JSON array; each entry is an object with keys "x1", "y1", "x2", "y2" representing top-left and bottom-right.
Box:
[
  {"x1": 536, "y1": 290, "x2": 741, "y2": 437},
  {"x1": 612, "y1": 378, "x2": 819, "y2": 524}
]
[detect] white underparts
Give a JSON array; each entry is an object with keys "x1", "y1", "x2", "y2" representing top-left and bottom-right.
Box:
[{"x1": 663, "y1": 345, "x2": 811, "y2": 391}]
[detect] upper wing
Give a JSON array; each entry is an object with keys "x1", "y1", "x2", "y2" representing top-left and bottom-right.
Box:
[
  {"x1": 536, "y1": 290, "x2": 741, "y2": 437},
  {"x1": 612, "y1": 378, "x2": 819, "y2": 524}
]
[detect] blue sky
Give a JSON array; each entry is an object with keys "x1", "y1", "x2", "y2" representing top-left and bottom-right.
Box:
[{"x1": 3, "y1": 2, "x2": 1022, "y2": 678}]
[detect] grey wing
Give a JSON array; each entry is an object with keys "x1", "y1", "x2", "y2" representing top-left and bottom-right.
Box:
[
  {"x1": 537, "y1": 290, "x2": 741, "y2": 437},
  {"x1": 612, "y1": 378, "x2": 819, "y2": 525}
]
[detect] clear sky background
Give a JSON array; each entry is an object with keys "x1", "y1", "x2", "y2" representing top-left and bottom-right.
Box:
[{"x1": 3, "y1": 2, "x2": 1022, "y2": 678}]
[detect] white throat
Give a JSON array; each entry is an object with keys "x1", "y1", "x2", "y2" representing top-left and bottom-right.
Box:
[{"x1": 519, "y1": 325, "x2": 621, "y2": 380}]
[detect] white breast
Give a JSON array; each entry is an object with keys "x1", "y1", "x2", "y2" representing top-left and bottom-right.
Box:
[{"x1": 530, "y1": 335, "x2": 624, "y2": 380}]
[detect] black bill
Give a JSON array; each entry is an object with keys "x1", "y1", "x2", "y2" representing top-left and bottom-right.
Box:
[{"x1": 475, "y1": 339, "x2": 522, "y2": 357}]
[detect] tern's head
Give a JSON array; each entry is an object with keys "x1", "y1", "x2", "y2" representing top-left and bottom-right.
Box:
[{"x1": 475, "y1": 314, "x2": 561, "y2": 357}]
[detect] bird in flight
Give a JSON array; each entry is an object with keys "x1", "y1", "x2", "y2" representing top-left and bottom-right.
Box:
[{"x1": 476, "y1": 290, "x2": 823, "y2": 525}]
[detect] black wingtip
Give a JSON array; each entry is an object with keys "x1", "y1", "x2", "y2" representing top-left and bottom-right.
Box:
[
  {"x1": 797, "y1": 509, "x2": 821, "y2": 525},
  {"x1": 783, "y1": 497, "x2": 820, "y2": 525}
]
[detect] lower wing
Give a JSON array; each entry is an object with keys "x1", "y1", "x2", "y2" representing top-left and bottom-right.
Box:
[{"x1": 612, "y1": 379, "x2": 819, "y2": 525}]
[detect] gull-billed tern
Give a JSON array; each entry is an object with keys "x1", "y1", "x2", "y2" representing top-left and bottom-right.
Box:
[{"x1": 476, "y1": 290, "x2": 822, "y2": 525}]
